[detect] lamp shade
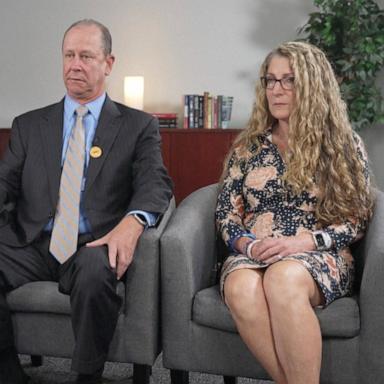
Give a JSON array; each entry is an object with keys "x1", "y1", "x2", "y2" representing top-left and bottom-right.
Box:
[{"x1": 124, "y1": 76, "x2": 144, "y2": 110}]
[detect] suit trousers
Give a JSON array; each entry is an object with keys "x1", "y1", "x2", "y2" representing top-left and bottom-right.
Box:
[{"x1": 0, "y1": 232, "x2": 122, "y2": 374}]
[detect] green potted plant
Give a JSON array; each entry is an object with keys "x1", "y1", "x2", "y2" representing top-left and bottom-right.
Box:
[{"x1": 299, "y1": 0, "x2": 384, "y2": 130}]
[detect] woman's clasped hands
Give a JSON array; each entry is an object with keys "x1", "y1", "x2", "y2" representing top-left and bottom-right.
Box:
[{"x1": 248, "y1": 232, "x2": 316, "y2": 264}]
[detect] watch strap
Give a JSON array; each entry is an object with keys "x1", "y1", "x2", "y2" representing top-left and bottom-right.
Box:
[{"x1": 132, "y1": 213, "x2": 147, "y2": 227}]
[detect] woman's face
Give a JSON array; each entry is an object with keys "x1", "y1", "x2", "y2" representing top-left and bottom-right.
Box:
[{"x1": 265, "y1": 55, "x2": 295, "y2": 124}]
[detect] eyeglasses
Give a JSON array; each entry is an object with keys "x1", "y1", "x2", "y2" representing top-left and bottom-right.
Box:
[{"x1": 260, "y1": 76, "x2": 295, "y2": 90}]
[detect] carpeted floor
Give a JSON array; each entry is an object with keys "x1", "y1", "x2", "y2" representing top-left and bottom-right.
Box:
[{"x1": 20, "y1": 354, "x2": 274, "y2": 384}]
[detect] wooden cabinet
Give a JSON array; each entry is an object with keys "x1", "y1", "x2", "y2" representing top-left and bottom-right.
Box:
[
  {"x1": 0, "y1": 129, "x2": 10, "y2": 158},
  {"x1": 0, "y1": 128, "x2": 241, "y2": 204},
  {"x1": 161, "y1": 129, "x2": 240, "y2": 203}
]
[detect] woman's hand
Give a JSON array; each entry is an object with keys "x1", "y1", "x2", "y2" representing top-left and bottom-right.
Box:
[{"x1": 250, "y1": 233, "x2": 316, "y2": 264}]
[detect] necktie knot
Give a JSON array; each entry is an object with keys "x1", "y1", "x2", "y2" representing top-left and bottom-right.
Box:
[{"x1": 76, "y1": 105, "x2": 88, "y2": 118}]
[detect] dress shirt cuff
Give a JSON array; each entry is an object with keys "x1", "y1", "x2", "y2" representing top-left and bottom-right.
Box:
[
  {"x1": 127, "y1": 210, "x2": 158, "y2": 229},
  {"x1": 229, "y1": 232, "x2": 257, "y2": 253}
]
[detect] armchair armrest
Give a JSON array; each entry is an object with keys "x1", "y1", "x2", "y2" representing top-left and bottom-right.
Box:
[
  {"x1": 111, "y1": 197, "x2": 175, "y2": 364},
  {"x1": 357, "y1": 189, "x2": 384, "y2": 382},
  {"x1": 161, "y1": 184, "x2": 219, "y2": 302},
  {"x1": 161, "y1": 184, "x2": 219, "y2": 364},
  {"x1": 125, "y1": 196, "x2": 176, "y2": 306}
]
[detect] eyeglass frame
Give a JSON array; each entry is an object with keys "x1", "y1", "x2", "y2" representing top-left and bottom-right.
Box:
[{"x1": 260, "y1": 76, "x2": 295, "y2": 90}]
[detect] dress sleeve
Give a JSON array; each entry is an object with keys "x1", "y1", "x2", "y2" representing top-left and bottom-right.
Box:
[
  {"x1": 322, "y1": 133, "x2": 371, "y2": 251},
  {"x1": 323, "y1": 220, "x2": 366, "y2": 251},
  {"x1": 216, "y1": 148, "x2": 250, "y2": 250}
]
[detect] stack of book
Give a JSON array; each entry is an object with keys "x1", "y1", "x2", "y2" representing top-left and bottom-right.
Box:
[
  {"x1": 183, "y1": 92, "x2": 234, "y2": 129},
  {"x1": 151, "y1": 113, "x2": 178, "y2": 128}
]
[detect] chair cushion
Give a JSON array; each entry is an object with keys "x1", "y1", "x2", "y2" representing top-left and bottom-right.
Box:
[
  {"x1": 193, "y1": 285, "x2": 360, "y2": 338},
  {"x1": 7, "y1": 282, "x2": 70, "y2": 314},
  {"x1": 7, "y1": 281, "x2": 125, "y2": 314}
]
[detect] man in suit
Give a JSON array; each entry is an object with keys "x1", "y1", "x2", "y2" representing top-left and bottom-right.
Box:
[{"x1": 0, "y1": 19, "x2": 172, "y2": 384}]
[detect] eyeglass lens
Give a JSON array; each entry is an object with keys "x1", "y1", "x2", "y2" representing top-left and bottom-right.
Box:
[{"x1": 262, "y1": 77, "x2": 294, "y2": 90}]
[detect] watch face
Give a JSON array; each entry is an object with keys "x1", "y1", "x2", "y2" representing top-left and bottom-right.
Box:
[{"x1": 315, "y1": 233, "x2": 325, "y2": 248}]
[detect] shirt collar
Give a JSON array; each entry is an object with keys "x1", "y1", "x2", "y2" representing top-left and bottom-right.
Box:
[{"x1": 64, "y1": 93, "x2": 106, "y2": 121}]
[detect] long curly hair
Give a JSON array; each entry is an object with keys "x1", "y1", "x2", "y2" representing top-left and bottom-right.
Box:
[{"x1": 221, "y1": 41, "x2": 374, "y2": 225}]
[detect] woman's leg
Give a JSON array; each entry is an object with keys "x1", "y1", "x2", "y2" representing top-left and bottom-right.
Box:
[
  {"x1": 224, "y1": 269, "x2": 287, "y2": 384},
  {"x1": 263, "y1": 260, "x2": 324, "y2": 384}
]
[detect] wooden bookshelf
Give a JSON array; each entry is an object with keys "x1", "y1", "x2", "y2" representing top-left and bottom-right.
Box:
[{"x1": 0, "y1": 128, "x2": 241, "y2": 204}]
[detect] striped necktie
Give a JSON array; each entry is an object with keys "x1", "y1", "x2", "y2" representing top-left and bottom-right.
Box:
[{"x1": 49, "y1": 105, "x2": 88, "y2": 263}]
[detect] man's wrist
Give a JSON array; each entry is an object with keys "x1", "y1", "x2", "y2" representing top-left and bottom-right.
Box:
[
  {"x1": 126, "y1": 210, "x2": 158, "y2": 228},
  {"x1": 132, "y1": 213, "x2": 147, "y2": 228}
]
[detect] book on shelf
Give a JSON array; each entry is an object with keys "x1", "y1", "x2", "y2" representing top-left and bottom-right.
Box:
[
  {"x1": 183, "y1": 95, "x2": 189, "y2": 128},
  {"x1": 151, "y1": 112, "x2": 178, "y2": 129},
  {"x1": 183, "y1": 92, "x2": 234, "y2": 129},
  {"x1": 188, "y1": 96, "x2": 194, "y2": 129},
  {"x1": 221, "y1": 96, "x2": 234, "y2": 129}
]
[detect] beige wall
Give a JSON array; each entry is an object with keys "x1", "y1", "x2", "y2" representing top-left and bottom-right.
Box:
[
  {"x1": 0, "y1": 0, "x2": 315, "y2": 127},
  {"x1": 0, "y1": 0, "x2": 383, "y2": 188}
]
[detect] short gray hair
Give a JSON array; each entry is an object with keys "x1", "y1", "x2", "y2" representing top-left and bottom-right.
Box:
[{"x1": 62, "y1": 19, "x2": 112, "y2": 56}]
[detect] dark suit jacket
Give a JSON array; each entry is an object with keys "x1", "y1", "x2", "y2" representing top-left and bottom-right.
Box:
[{"x1": 0, "y1": 95, "x2": 173, "y2": 246}]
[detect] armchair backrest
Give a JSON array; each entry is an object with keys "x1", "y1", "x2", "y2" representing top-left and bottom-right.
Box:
[{"x1": 351, "y1": 189, "x2": 383, "y2": 292}]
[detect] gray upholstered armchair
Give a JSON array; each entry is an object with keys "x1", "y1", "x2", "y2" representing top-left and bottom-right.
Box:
[
  {"x1": 7, "y1": 198, "x2": 175, "y2": 384},
  {"x1": 161, "y1": 184, "x2": 384, "y2": 384}
]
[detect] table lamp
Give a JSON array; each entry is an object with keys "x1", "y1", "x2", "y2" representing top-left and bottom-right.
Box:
[{"x1": 124, "y1": 76, "x2": 144, "y2": 110}]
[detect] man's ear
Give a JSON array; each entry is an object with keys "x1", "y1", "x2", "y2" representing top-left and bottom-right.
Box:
[{"x1": 105, "y1": 54, "x2": 115, "y2": 76}]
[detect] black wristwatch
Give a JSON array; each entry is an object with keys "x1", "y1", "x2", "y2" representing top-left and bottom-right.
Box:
[{"x1": 132, "y1": 213, "x2": 147, "y2": 227}]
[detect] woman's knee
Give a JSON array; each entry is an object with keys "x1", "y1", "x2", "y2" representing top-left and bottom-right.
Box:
[
  {"x1": 263, "y1": 261, "x2": 316, "y2": 307},
  {"x1": 224, "y1": 269, "x2": 264, "y2": 315}
]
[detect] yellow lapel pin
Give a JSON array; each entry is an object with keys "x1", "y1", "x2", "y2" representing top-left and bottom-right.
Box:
[{"x1": 90, "y1": 146, "x2": 102, "y2": 158}]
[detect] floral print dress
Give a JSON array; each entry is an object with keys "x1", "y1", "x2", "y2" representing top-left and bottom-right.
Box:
[{"x1": 216, "y1": 130, "x2": 369, "y2": 305}]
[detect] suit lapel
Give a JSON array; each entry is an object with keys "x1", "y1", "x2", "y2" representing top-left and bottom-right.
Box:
[
  {"x1": 39, "y1": 100, "x2": 64, "y2": 208},
  {"x1": 84, "y1": 96, "x2": 122, "y2": 194}
]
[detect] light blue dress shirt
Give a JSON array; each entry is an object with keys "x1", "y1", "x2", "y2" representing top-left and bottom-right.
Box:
[{"x1": 46, "y1": 93, "x2": 157, "y2": 233}]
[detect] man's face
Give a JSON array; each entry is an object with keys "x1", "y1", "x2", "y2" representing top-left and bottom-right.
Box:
[{"x1": 62, "y1": 24, "x2": 114, "y2": 103}]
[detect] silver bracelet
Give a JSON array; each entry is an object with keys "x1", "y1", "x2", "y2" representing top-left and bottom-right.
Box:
[
  {"x1": 246, "y1": 239, "x2": 260, "y2": 259},
  {"x1": 241, "y1": 240, "x2": 252, "y2": 255}
]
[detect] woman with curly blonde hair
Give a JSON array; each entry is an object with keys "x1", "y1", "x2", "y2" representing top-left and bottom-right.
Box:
[{"x1": 216, "y1": 41, "x2": 374, "y2": 384}]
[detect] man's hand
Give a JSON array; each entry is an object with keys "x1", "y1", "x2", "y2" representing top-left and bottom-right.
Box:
[
  {"x1": 86, "y1": 215, "x2": 144, "y2": 279},
  {"x1": 251, "y1": 233, "x2": 316, "y2": 264}
]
